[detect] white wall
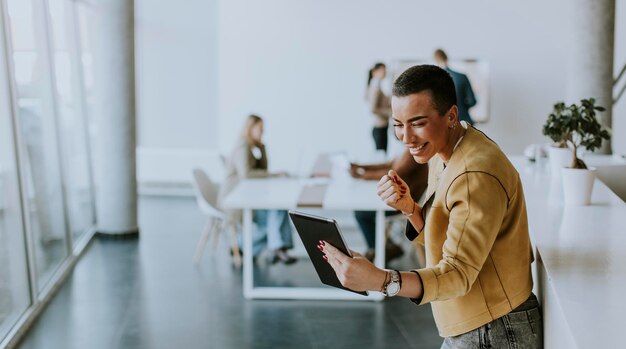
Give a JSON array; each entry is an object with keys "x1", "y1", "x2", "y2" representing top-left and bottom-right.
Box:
[
  {"x1": 137, "y1": 0, "x2": 626, "y2": 182},
  {"x1": 136, "y1": 0, "x2": 218, "y2": 149},
  {"x1": 217, "y1": 0, "x2": 577, "y2": 175}
]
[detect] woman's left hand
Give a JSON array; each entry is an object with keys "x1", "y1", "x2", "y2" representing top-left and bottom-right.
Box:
[{"x1": 319, "y1": 241, "x2": 386, "y2": 292}]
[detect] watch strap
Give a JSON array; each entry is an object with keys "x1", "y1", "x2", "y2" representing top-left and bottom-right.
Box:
[
  {"x1": 393, "y1": 269, "x2": 402, "y2": 289},
  {"x1": 380, "y1": 270, "x2": 390, "y2": 294},
  {"x1": 383, "y1": 270, "x2": 402, "y2": 297}
]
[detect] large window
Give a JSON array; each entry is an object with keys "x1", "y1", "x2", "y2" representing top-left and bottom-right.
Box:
[
  {"x1": 0, "y1": 0, "x2": 97, "y2": 344},
  {"x1": 47, "y1": 0, "x2": 96, "y2": 244},
  {"x1": 6, "y1": 0, "x2": 70, "y2": 292},
  {"x1": 0, "y1": 28, "x2": 31, "y2": 343}
]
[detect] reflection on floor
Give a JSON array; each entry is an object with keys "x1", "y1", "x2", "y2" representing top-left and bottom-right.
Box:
[{"x1": 16, "y1": 196, "x2": 442, "y2": 349}]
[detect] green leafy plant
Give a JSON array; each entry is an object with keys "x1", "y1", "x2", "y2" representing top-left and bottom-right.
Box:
[
  {"x1": 542, "y1": 98, "x2": 611, "y2": 169},
  {"x1": 542, "y1": 102, "x2": 570, "y2": 149}
]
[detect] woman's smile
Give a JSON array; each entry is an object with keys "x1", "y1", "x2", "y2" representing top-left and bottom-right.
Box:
[{"x1": 408, "y1": 142, "x2": 428, "y2": 156}]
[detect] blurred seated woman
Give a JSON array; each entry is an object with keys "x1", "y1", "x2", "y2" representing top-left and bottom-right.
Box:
[{"x1": 218, "y1": 114, "x2": 296, "y2": 264}]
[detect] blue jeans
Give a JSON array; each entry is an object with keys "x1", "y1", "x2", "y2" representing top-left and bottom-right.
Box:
[
  {"x1": 441, "y1": 293, "x2": 543, "y2": 349},
  {"x1": 245, "y1": 210, "x2": 293, "y2": 257}
]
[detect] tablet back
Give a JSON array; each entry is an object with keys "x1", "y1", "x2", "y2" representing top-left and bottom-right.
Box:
[{"x1": 288, "y1": 211, "x2": 367, "y2": 296}]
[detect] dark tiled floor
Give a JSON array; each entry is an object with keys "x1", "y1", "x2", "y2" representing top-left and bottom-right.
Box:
[{"x1": 16, "y1": 196, "x2": 441, "y2": 349}]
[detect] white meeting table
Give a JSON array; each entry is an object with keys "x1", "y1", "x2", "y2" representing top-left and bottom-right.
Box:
[{"x1": 221, "y1": 176, "x2": 395, "y2": 301}]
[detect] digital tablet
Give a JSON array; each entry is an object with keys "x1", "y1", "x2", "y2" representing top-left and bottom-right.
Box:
[{"x1": 288, "y1": 211, "x2": 368, "y2": 296}]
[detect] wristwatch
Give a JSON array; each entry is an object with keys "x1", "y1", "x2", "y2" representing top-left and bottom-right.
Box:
[{"x1": 383, "y1": 270, "x2": 401, "y2": 297}]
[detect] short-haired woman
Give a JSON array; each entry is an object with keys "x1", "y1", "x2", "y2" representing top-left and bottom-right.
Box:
[{"x1": 322, "y1": 65, "x2": 542, "y2": 348}]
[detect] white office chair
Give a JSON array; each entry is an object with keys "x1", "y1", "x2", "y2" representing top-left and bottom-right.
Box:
[{"x1": 191, "y1": 168, "x2": 241, "y2": 267}]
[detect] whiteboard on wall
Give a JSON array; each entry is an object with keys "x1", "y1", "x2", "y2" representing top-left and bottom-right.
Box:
[{"x1": 391, "y1": 59, "x2": 490, "y2": 123}]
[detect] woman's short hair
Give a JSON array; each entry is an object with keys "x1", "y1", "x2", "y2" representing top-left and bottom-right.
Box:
[{"x1": 392, "y1": 65, "x2": 456, "y2": 116}]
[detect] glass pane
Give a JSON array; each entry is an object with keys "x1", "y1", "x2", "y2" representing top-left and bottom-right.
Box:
[
  {"x1": 0, "y1": 53, "x2": 31, "y2": 341},
  {"x1": 48, "y1": 0, "x2": 96, "y2": 243},
  {"x1": 6, "y1": 0, "x2": 69, "y2": 292},
  {"x1": 75, "y1": 3, "x2": 97, "y2": 163}
]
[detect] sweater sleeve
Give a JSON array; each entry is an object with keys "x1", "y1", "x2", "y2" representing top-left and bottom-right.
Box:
[{"x1": 415, "y1": 172, "x2": 508, "y2": 304}]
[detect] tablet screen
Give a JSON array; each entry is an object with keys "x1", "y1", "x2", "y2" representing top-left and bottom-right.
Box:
[{"x1": 289, "y1": 211, "x2": 368, "y2": 296}]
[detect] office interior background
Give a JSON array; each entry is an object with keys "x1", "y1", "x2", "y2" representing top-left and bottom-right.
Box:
[{"x1": 1, "y1": 0, "x2": 625, "y2": 348}]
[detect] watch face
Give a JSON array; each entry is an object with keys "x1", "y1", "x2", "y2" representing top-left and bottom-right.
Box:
[{"x1": 387, "y1": 282, "x2": 400, "y2": 296}]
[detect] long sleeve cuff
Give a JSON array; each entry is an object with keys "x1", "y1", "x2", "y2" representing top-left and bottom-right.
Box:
[
  {"x1": 408, "y1": 270, "x2": 424, "y2": 305},
  {"x1": 414, "y1": 268, "x2": 438, "y2": 305}
]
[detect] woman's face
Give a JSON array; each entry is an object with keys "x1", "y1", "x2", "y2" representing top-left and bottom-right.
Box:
[
  {"x1": 250, "y1": 121, "x2": 264, "y2": 143},
  {"x1": 391, "y1": 91, "x2": 456, "y2": 164},
  {"x1": 373, "y1": 66, "x2": 386, "y2": 80}
]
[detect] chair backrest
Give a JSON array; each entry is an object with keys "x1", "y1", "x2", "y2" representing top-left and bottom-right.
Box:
[{"x1": 191, "y1": 168, "x2": 224, "y2": 218}]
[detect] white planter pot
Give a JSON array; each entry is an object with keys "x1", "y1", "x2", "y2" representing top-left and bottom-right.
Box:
[
  {"x1": 548, "y1": 146, "x2": 572, "y2": 175},
  {"x1": 561, "y1": 167, "x2": 596, "y2": 205}
]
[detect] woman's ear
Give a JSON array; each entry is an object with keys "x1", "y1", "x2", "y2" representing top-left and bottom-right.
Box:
[{"x1": 447, "y1": 105, "x2": 459, "y2": 126}]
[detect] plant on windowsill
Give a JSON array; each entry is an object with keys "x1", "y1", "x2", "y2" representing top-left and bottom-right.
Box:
[
  {"x1": 543, "y1": 102, "x2": 569, "y2": 148},
  {"x1": 542, "y1": 98, "x2": 611, "y2": 204},
  {"x1": 542, "y1": 102, "x2": 573, "y2": 174}
]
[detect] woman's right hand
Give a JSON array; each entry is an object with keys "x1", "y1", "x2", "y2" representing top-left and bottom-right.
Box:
[{"x1": 377, "y1": 170, "x2": 415, "y2": 213}]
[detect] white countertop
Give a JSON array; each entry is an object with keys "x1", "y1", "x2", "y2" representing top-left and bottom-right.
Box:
[{"x1": 512, "y1": 156, "x2": 626, "y2": 348}]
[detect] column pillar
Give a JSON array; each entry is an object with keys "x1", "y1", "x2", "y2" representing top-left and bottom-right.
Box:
[
  {"x1": 568, "y1": 0, "x2": 615, "y2": 154},
  {"x1": 92, "y1": 0, "x2": 138, "y2": 235}
]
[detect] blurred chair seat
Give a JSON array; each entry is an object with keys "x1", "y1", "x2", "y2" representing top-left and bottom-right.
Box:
[{"x1": 191, "y1": 168, "x2": 241, "y2": 267}]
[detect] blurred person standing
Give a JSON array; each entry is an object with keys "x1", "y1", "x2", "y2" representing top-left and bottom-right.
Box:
[
  {"x1": 434, "y1": 49, "x2": 477, "y2": 126},
  {"x1": 367, "y1": 62, "x2": 392, "y2": 152}
]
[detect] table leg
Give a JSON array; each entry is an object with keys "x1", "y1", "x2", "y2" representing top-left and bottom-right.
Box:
[
  {"x1": 243, "y1": 209, "x2": 253, "y2": 299},
  {"x1": 374, "y1": 210, "x2": 385, "y2": 269}
]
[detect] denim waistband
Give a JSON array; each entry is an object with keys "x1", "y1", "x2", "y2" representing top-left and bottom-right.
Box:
[
  {"x1": 512, "y1": 292, "x2": 539, "y2": 313},
  {"x1": 502, "y1": 293, "x2": 541, "y2": 325}
]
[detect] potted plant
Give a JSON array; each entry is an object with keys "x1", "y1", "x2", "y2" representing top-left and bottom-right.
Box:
[
  {"x1": 543, "y1": 102, "x2": 575, "y2": 174},
  {"x1": 543, "y1": 98, "x2": 611, "y2": 204}
]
